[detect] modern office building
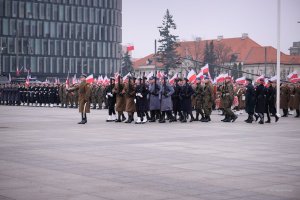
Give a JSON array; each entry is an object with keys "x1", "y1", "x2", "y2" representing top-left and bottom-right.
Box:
[{"x1": 0, "y1": 0, "x2": 122, "y2": 79}]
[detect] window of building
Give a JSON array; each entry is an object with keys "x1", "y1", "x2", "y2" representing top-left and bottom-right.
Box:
[
  {"x1": 17, "y1": 20, "x2": 23, "y2": 36},
  {"x1": 37, "y1": 21, "x2": 44, "y2": 37},
  {"x1": 88, "y1": 25, "x2": 93, "y2": 40},
  {"x1": 35, "y1": 39, "x2": 41, "y2": 54},
  {"x1": 82, "y1": 24, "x2": 87, "y2": 39},
  {"x1": 24, "y1": 20, "x2": 30, "y2": 37},
  {"x1": 51, "y1": 57, "x2": 57, "y2": 73},
  {"x1": 43, "y1": 39, "x2": 49, "y2": 55},
  {"x1": 50, "y1": 40, "x2": 55, "y2": 55},
  {"x1": 93, "y1": 42, "x2": 97, "y2": 57},
  {"x1": 63, "y1": 40, "x2": 67, "y2": 55},
  {"x1": 5, "y1": 1, "x2": 11, "y2": 17},
  {"x1": 38, "y1": 57, "x2": 44, "y2": 73},
  {"x1": 44, "y1": 21, "x2": 50, "y2": 38},
  {"x1": 9, "y1": 19, "x2": 16, "y2": 36},
  {"x1": 45, "y1": 57, "x2": 50, "y2": 73},
  {"x1": 30, "y1": 21, "x2": 36, "y2": 37},
  {"x1": 70, "y1": 58, "x2": 75, "y2": 73},
  {"x1": 81, "y1": 41, "x2": 85, "y2": 56},
  {"x1": 33, "y1": 3, "x2": 38, "y2": 19},
  {"x1": 0, "y1": 0, "x2": 4, "y2": 17},
  {"x1": 75, "y1": 41, "x2": 80, "y2": 56},
  {"x1": 55, "y1": 40, "x2": 60, "y2": 55},
  {"x1": 57, "y1": 23, "x2": 63, "y2": 38},
  {"x1": 58, "y1": 57, "x2": 63, "y2": 73},
  {"x1": 23, "y1": 39, "x2": 28, "y2": 54},
  {"x1": 94, "y1": 25, "x2": 99, "y2": 40},
  {"x1": 46, "y1": 4, "x2": 51, "y2": 20},
  {"x1": 52, "y1": 4, "x2": 58, "y2": 20},
  {"x1": 8, "y1": 38, "x2": 14, "y2": 53},
  {"x1": 87, "y1": 41, "x2": 91, "y2": 56},
  {"x1": 12, "y1": 1, "x2": 18, "y2": 18},
  {"x1": 89, "y1": 8, "x2": 94, "y2": 23},
  {"x1": 28, "y1": 39, "x2": 34, "y2": 54},
  {"x1": 69, "y1": 41, "x2": 74, "y2": 56},
  {"x1": 26, "y1": 2, "x2": 32, "y2": 18},
  {"x1": 70, "y1": 24, "x2": 75, "y2": 38},
  {"x1": 76, "y1": 24, "x2": 81, "y2": 39},
  {"x1": 65, "y1": 6, "x2": 70, "y2": 21},
  {"x1": 50, "y1": 22, "x2": 56, "y2": 38},
  {"x1": 2, "y1": 19, "x2": 8, "y2": 35},
  {"x1": 77, "y1": 7, "x2": 83, "y2": 22},
  {"x1": 71, "y1": 6, "x2": 76, "y2": 22},
  {"x1": 59, "y1": 5, "x2": 64, "y2": 21},
  {"x1": 95, "y1": 9, "x2": 99, "y2": 24},
  {"x1": 64, "y1": 23, "x2": 69, "y2": 38},
  {"x1": 39, "y1": 3, "x2": 45, "y2": 19},
  {"x1": 83, "y1": 7, "x2": 88, "y2": 23},
  {"x1": 31, "y1": 56, "x2": 37, "y2": 72}
]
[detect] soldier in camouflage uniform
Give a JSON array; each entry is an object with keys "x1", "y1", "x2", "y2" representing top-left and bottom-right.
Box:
[
  {"x1": 193, "y1": 77, "x2": 204, "y2": 121},
  {"x1": 96, "y1": 84, "x2": 103, "y2": 109},
  {"x1": 91, "y1": 83, "x2": 98, "y2": 109},
  {"x1": 202, "y1": 76, "x2": 214, "y2": 122},
  {"x1": 220, "y1": 77, "x2": 238, "y2": 122}
]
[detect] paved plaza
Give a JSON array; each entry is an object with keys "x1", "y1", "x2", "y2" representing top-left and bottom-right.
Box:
[{"x1": 0, "y1": 106, "x2": 300, "y2": 200}]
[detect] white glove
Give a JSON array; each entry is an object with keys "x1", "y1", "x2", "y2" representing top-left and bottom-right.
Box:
[
  {"x1": 138, "y1": 93, "x2": 143, "y2": 98},
  {"x1": 105, "y1": 95, "x2": 108, "y2": 99},
  {"x1": 134, "y1": 99, "x2": 136, "y2": 103},
  {"x1": 108, "y1": 93, "x2": 113, "y2": 97}
]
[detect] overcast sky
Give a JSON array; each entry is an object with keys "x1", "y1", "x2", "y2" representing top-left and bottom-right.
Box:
[{"x1": 122, "y1": 0, "x2": 300, "y2": 58}]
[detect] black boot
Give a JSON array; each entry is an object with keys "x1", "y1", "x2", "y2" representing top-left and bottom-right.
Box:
[
  {"x1": 189, "y1": 114, "x2": 194, "y2": 122},
  {"x1": 246, "y1": 115, "x2": 254, "y2": 123},
  {"x1": 125, "y1": 114, "x2": 133, "y2": 123},
  {"x1": 115, "y1": 114, "x2": 122, "y2": 122},
  {"x1": 201, "y1": 116, "x2": 209, "y2": 122},
  {"x1": 244, "y1": 115, "x2": 250, "y2": 122},
  {"x1": 121, "y1": 113, "x2": 126, "y2": 122},
  {"x1": 149, "y1": 111, "x2": 156, "y2": 122},
  {"x1": 258, "y1": 113, "x2": 264, "y2": 124},
  {"x1": 159, "y1": 112, "x2": 166, "y2": 123},
  {"x1": 282, "y1": 109, "x2": 288, "y2": 117},
  {"x1": 78, "y1": 114, "x2": 87, "y2": 124},
  {"x1": 221, "y1": 114, "x2": 228, "y2": 122},
  {"x1": 195, "y1": 112, "x2": 199, "y2": 121},
  {"x1": 254, "y1": 113, "x2": 259, "y2": 122},
  {"x1": 181, "y1": 113, "x2": 187, "y2": 123},
  {"x1": 265, "y1": 113, "x2": 271, "y2": 123}
]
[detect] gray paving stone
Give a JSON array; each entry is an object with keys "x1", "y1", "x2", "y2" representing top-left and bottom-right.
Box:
[{"x1": 0, "y1": 106, "x2": 300, "y2": 200}]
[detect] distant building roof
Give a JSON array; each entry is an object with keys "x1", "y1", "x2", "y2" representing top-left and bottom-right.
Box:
[{"x1": 133, "y1": 36, "x2": 300, "y2": 69}]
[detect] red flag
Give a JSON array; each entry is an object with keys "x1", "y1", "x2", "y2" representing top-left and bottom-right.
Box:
[
  {"x1": 201, "y1": 64, "x2": 209, "y2": 74},
  {"x1": 86, "y1": 74, "x2": 94, "y2": 84},
  {"x1": 127, "y1": 45, "x2": 134, "y2": 52},
  {"x1": 169, "y1": 73, "x2": 178, "y2": 85},
  {"x1": 235, "y1": 76, "x2": 246, "y2": 85},
  {"x1": 187, "y1": 69, "x2": 196, "y2": 83}
]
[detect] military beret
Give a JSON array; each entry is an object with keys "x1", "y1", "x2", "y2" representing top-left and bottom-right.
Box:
[
  {"x1": 80, "y1": 74, "x2": 87, "y2": 78},
  {"x1": 246, "y1": 78, "x2": 252, "y2": 82}
]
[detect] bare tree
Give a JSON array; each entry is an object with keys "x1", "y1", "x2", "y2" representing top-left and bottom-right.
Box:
[{"x1": 214, "y1": 42, "x2": 232, "y2": 74}]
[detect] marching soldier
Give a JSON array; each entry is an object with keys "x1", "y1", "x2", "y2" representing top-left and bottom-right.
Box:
[
  {"x1": 148, "y1": 77, "x2": 162, "y2": 122},
  {"x1": 113, "y1": 76, "x2": 126, "y2": 122},
  {"x1": 180, "y1": 78, "x2": 195, "y2": 123},
  {"x1": 91, "y1": 83, "x2": 98, "y2": 109},
  {"x1": 265, "y1": 80, "x2": 279, "y2": 123},
  {"x1": 105, "y1": 78, "x2": 116, "y2": 122},
  {"x1": 96, "y1": 84, "x2": 103, "y2": 109},
  {"x1": 194, "y1": 77, "x2": 204, "y2": 121},
  {"x1": 159, "y1": 77, "x2": 175, "y2": 123},
  {"x1": 135, "y1": 77, "x2": 149, "y2": 124},
  {"x1": 172, "y1": 78, "x2": 183, "y2": 121},
  {"x1": 202, "y1": 76, "x2": 214, "y2": 122},
  {"x1": 280, "y1": 83, "x2": 290, "y2": 117},
  {"x1": 255, "y1": 78, "x2": 266, "y2": 124},
  {"x1": 67, "y1": 74, "x2": 91, "y2": 124},
  {"x1": 220, "y1": 77, "x2": 238, "y2": 122},
  {"x1": 244, "y1": 78, "x2": 256, "y2": 123},
  {"x1": 123, "y1": 76, "x2": 136, "y2": 123}
]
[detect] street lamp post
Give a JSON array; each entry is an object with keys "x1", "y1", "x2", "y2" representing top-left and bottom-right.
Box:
[{"x1": 276, "y1": 0, "x2": 281, "y2": 116}]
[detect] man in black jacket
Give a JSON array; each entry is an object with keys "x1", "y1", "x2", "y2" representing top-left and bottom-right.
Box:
[
  {"x1": 265, "y1": 80, "x2": 279, "y2": 123},
  {"x1": 245, "y1": 78, "x2": 255, "y2": 123}
]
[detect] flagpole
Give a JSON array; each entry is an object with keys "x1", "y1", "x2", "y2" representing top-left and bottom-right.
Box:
[{"x1": 276, "y1": 0, "x2": 281, "y2": 116}]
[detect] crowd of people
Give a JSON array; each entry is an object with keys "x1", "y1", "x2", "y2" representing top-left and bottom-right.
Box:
[{"x1": 1, "y1": 74, "x2": 299, "y2": 125}]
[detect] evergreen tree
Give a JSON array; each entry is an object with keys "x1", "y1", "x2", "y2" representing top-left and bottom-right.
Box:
[
  {"x1": 203, "y1": 41, "x2": 216, "y2": 78},
  {"x1": 157, "y1": 9, "x2": 180, "y2": 74},
  {"x1": 121, "y1": 52, "x2": 133, "y2": 76},
  {"x1": 238, "y1": 62, "x2": 243, "y2": 77},
  {"x1": 232, "y1": 63, "x2": 238, "y2": 80}
]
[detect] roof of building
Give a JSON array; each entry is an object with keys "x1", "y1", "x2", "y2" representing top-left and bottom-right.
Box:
[{"x1": 133, "y1": 36, "x2": 300, "y2": 69}]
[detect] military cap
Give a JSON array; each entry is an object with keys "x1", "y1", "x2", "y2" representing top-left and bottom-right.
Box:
[{"x1": 80, "y1": 74, "x2": 87, "y2": 78}]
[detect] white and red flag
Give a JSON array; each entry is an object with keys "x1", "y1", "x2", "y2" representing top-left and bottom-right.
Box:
[{"x1": 86, "y1": 74, "x2": 94, "y2": 84}]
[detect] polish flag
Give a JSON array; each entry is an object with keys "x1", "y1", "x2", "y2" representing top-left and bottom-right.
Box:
[
  {"x1": 25, "y1": 76, "x2": 30, "y2": 87},
  {"x1": 196, "y1": 70, "x2": 204, "y2": 79},
  {"x1": 187, "y1": 69, "x2": 197, "y2": 83},
  {"x1": 287, "y1": 71, "x2": 298, "y2": 80},
  {"x1": 72, "y1": 74, "x2": 77, "y2": 84},
  {"x1": 235, "y1": 76, "x2": 246, "y2": 85},
  {"x1": 65, "y1": 78, "x2": 70, "y2": 89},
  {"x1": 169, "y1": 73, "x2": 178, "y2": 84},
  {"x1": 216, "y1": 73, "x2": 228, "y2": 83},
  {"x1": 86, "y1": 74, "x2": 94, "y2": 84},
  {"x1": 146, "y1": 71, "x2": 154, "y2": 80},
  {"x1": 127, "y1": 45, "x2": 134, "y2": 52},
  {"x1": 290, "y1": 77, "x2": 300, "y2": 83},
  {"x1": 201, "y1": 64, "x2": 209, "y2": 74},
  {"x1": 97, "y1": 75, "x2": 103, "y2": 84},
  {"x1": 255, "y1": 75, "x2": 265, "y2": 83},
  {"x1": 103, "y1": 76, "x2": 109, "y2": 85}
]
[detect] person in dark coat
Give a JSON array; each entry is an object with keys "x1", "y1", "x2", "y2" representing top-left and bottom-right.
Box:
[
  {"x1": 148, "y1": 77, "x2": 162, "y2": 122},
  {"x1": 135, "y1": 77, "x2": 149, "y2": 124},
  {"x1": 244, "y1": 78, "x2": 256, "y2": 123},
  {"x1": 159, "y1": 77, "x2": 175, "y2": 123},
  {"x1": 180, "y1": 78, "x2": 195, "y2": 122},
  {"x1": 255, "y1": 78, "x2": 266, "y2": 124},
  {"x1": 265, "y1": 80, "x2": 279, "y2": 123},
  {"x1": 105, "y1": 78, "x2": 116, "y2": 122},
  {"x1": 280, "y1": 83, "x2": 290, "y2": 117},
  {"x1": 172, "y1": 78, "x2": 183, "y2": 121}
]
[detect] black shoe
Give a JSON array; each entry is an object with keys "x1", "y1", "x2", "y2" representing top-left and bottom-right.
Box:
[
  {"x1": 259, "y1": 120, "x2": 264, "y2": 124},
  {"x1": 207, "y1": 116, "x2": 211, "y2": 121},
  {"x1": 275, "y1": 115, "x2": 279, "y2": 122},
  {"x1": 265, "y1": 120, "x2": 271, "y2": 123},
  {"x1": 159, "y1": 119, "x2": 166, "y2": 123},
  {"x1": 115, "y1": 119, "x2": 122, "y2": 122},
  {"x1": 254, "y1": 114, "x2": 259, "y2": 122},
  {"x1": 201, "y1": 117, "x2": 209, "y2": 122},
  {"x1": 223, "y1": 118, "x2": 231, "y2": 122},
  {"x1": 125, "y1": 119, "x2": 132, "y2": 123},
  {"x1": 231, "y1": 115, "x2": 238, "y2": 122},
  {"x1": 78, "y1": 120, "x2": 86, "y2": 124}
]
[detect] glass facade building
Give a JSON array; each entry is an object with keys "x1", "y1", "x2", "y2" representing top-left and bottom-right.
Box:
[{"x1": 0, "y1": 0, "x2": 122, "y2": 78}]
